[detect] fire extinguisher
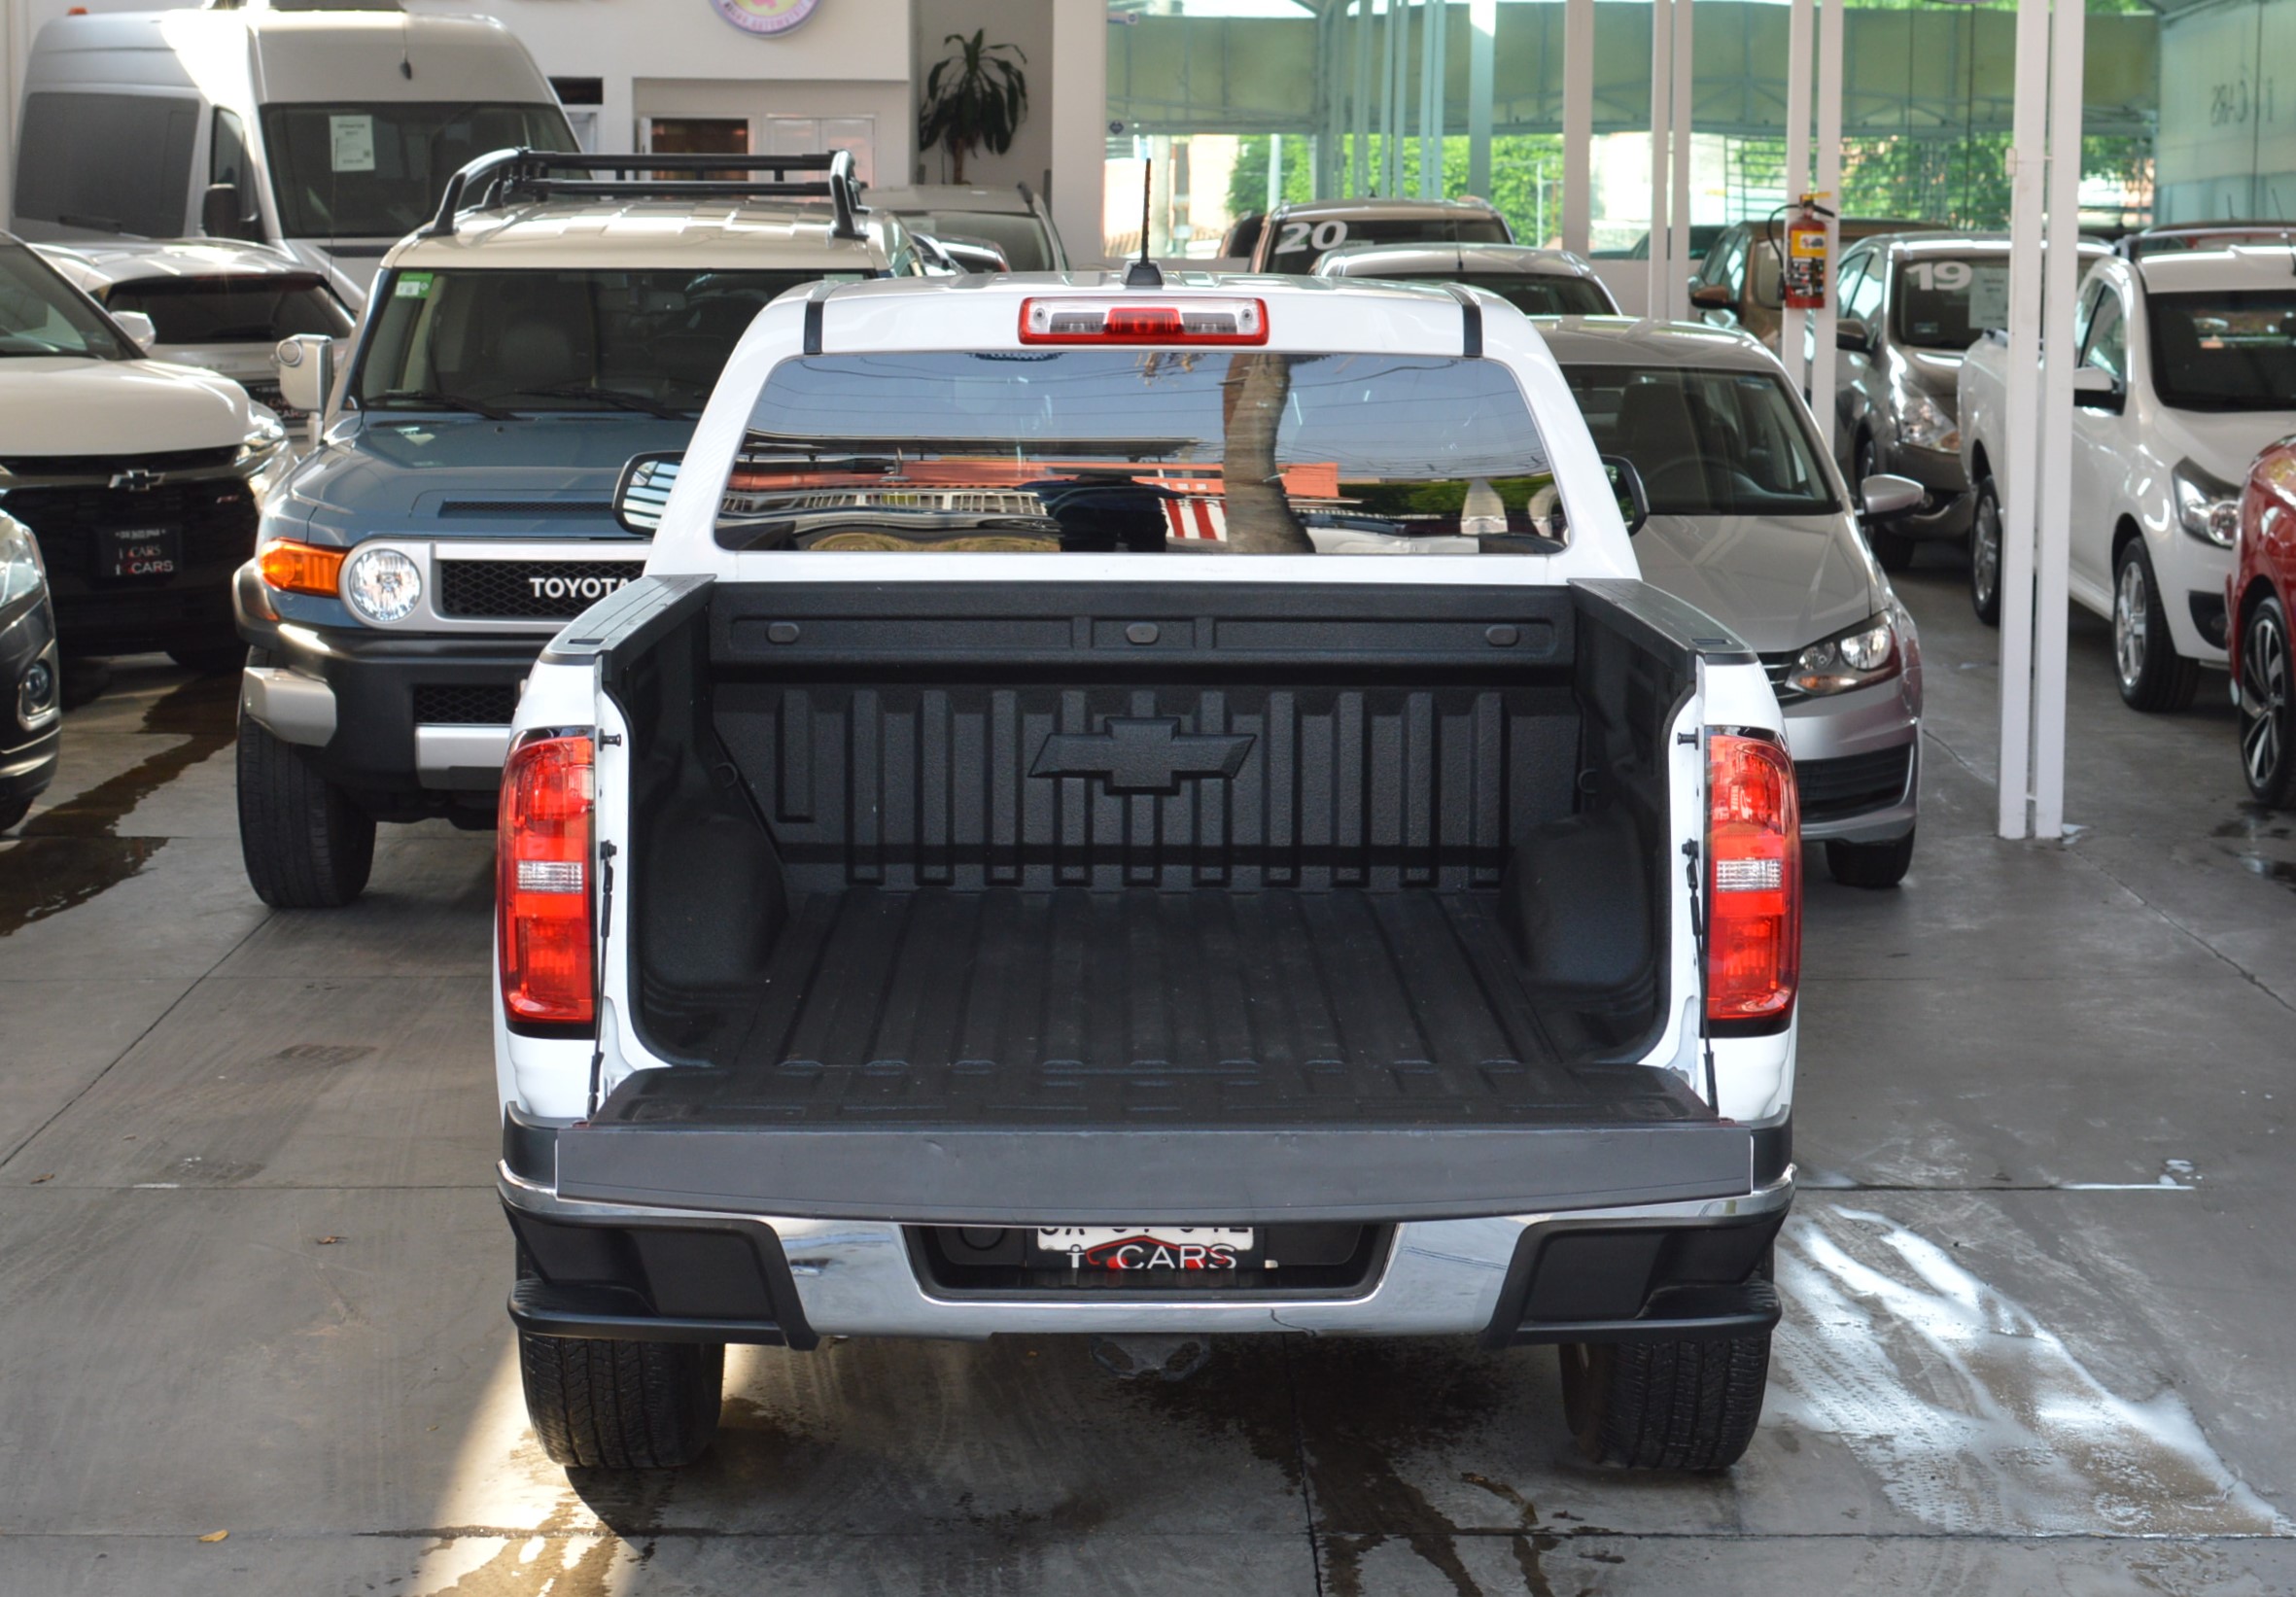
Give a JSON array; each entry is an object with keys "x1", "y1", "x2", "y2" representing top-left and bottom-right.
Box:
[{"x1": 1774, "y1": 194, "x2": 1835, "y2": 311}]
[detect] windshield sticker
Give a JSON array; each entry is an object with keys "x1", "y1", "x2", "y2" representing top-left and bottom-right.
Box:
[
  {"x1": 1274, "y1": 219, "x2": 1348, "y2": 258},
  {"x1": 330, "y1": 115, "x2": 376, "y2": 174},
  {"x1": 394, "y1": 272, "x2": 433, "y2": 300},
  {"x1": 1966, "y1": 268, "x2": 2010, "y2": 330}
]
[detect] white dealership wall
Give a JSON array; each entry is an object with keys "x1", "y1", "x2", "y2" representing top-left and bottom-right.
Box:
[
  {"x1": 0, "y1": 0, "x2": 1106, "y2": 258},
  {"x1": 2154, "y1": 0, "x2": 2296, "y2": 222}
]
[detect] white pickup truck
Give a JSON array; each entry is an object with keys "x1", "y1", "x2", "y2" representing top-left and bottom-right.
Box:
[
  {"x1": 491, "y1": 273, "x2": 1800, "y2": 1475},
  {"x1": 1959, "y1": 245, "x2": 2296, "y2": 710}
]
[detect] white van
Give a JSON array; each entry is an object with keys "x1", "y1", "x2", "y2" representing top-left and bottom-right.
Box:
[{"x1": 11, "y1": 1, "x2": 574, "y2": 308}]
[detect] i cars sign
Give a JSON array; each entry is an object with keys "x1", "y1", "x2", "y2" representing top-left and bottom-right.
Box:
[{"x1": 710, "y1": 0, "x2": 820, "y2": 36}]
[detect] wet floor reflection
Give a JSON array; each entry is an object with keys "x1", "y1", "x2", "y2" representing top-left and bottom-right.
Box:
[{"x1": 0, "y1": 672, "x2": 236, "y2": 936}]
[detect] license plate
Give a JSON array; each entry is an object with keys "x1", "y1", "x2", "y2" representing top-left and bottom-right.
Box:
[
  {"x1": 1031, "y1": 1226, "x2": 1256, "y2": 1270},
  {"x1": 105, "y1": 527, "x2": 179, "y2": 580}
]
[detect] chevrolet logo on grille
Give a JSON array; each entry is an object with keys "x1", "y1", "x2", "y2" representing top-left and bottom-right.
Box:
[
  {"x1": 109, "y1": 468, "x2": 163, "y2": 492},
  {"x1": 1030, "y1": 718, "x2": 1255, "y2": 794}
]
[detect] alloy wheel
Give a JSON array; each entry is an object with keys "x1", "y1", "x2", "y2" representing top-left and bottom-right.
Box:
[
  {"x1": 1971, "y1": 494, "x2": 2000, "y2": 614},
  {"x1": 2114, "y1": 557, "x2": 2149, "y2": 694},
  {"x1": 2243, "y1": 605, "x2": 2289, "y2": 792}
]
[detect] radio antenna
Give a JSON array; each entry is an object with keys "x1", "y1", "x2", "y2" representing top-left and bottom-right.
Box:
[{"x1": 1125, "y1": 157, "x2": 1164, "y2": 288}]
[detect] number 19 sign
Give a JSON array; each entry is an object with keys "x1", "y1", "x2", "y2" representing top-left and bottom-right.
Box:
[{"x1": 710, "y1": 0, "x2": 820, "y2": 36}]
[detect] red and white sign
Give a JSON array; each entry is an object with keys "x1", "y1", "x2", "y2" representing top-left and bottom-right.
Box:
[{"x1": 1163, "y1": 497, "x2": 1228, "y2": 541}]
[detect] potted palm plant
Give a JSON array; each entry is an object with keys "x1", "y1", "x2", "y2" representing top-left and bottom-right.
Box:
[{"x1": 918, "y1": 29, "x2": 1027, "y2": 185}]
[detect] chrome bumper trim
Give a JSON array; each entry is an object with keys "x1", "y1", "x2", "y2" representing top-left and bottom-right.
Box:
[
  {"x1": 414, "y1": 722, "x2": 510, "y2": 783},
  {"x1": 241, "y1": 664, "x2": 337, "y2": 747},
  {"x1": 498, "y1": 1166, "x2": 1796, "y2": 1340}
]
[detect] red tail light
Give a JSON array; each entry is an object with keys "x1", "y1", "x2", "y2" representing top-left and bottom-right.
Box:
[
  {"x1": 1019, "y1": 295, "x2": 1269, "y2": 345},
  {"x1": 499, "y1": 731, "x2": 596, "y2": 1029},
  {"x1": 1706, "y1": 731, "x2": 1800, "y2": 1025}
]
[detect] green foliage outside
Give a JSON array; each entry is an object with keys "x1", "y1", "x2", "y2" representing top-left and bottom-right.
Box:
[
  {"x1": 1225, "y1": 126, "x2": 2151, "y2": 243},
  {"x1": 1227, "y1": 132, "x2": 1576, "y2": 247}
]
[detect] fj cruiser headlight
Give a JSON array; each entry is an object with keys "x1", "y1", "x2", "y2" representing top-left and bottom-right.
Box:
[
  {"x1": 342, "y1": 546, "x2": 423, "y2": 624},
  {"x1": 2172, "y1": 460, "x2": 2241, "y2": 549},
  {"x1": 236, "y1": 410, "x2": 289, "y2": 472},
  {"x1": 1789, "y1": 612, "x2": 1900, "y2": 697},
  {"x1": 1897, "y1": 389, "x2": 1959, "y2": 454},
  {"x1": 0, "y1": 517, "x2": 46, "y2": 608}
]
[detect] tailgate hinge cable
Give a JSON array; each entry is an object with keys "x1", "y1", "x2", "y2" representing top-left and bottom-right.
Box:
[
  {"x1": 1682, "y1": 837, "x2": 1719, "y2": 1108},
  {"x1": 588, "y1": 839, "x2": 618, "y2": 1117}
]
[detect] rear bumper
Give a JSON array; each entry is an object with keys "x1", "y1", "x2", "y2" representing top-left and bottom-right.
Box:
[{"x1": 499, "y1": 1116, "x2": 1792, "y2": 1344}]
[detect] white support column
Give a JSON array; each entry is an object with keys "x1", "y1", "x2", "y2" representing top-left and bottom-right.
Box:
[
  {"x1": 1469, "y1": 0, "x2": 1496, "y2": 201},
  {"x1": 1811, "y1": 0, "x2": 1844, "y2": 453},
  {"x1": 1340, "y1": 0, "x2": 1359, "y2": 198},
  {"x1": 1382, "y1": 0, "x2": 1404, "y2": 194},
  {"x1": 1419, "y1": 0, "x2": 1442, "y2": 199},
  {"x1": 2032, "y1": 0, "x2": 2086, "y2": 839},
  {"x1": 1646, "y1": 0, "x2": 1674, "y2": 316},
  {"x1": 1562, "y1": 0, "x2": 1594, "y2": 256},
  {"x1": 1049, "y1": 0, "x2": 1110, "y2": 269},
  {"x1": 1269, "y1": 133, "x2": 1284, "y2": 214},
  {"x1": 1666, "y1": 0, "x2": 1694, "y2": 323},
  {"x1": 1998, "y1": 0, "x2": 2051, "y2": 839},
  {"x1": 1779, "y1": 0, "x2": 1814, "y2": 398}
]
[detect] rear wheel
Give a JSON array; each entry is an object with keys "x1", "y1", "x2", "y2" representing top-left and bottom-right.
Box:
[
  {"x1": 1826, "y1": 828, "x2": 1915, "y2": 888},
  {"x1": 1968, "y1": 475, "x2": 2002, "y2": 626},
  {"x1": 2112, "y1": 540, "x2": 2200, "y2": 712},
  {"x1": 519, "y1": 1330, "x2": 725, "y2": 1470},
  {"x1": 2239, "y1": 594, "x2": 2296, "y2": 807},
  {"x1": 235, "y1": 707, "x2": 374, "y2": 908},
  {"x1": 1857, "y1": 436, "x2": 1915, "y2": 573},
  {"x1": 1557, "y1": 1333, "x2": 1772, "y2": 1471}
]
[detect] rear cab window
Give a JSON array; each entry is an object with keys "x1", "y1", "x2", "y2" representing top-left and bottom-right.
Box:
[{"x1": 712, "y1": 348, "x2": 1564, "y2": 555}]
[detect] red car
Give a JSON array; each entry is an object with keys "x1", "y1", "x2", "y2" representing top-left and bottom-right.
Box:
[{"x1": 2231, "y1": 436, "x2": 2296, "y2": 806}]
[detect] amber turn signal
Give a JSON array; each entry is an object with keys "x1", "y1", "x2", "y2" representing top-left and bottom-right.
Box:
[{"x1": 257, "y1": 539, "x2": 346, "y2": 598}]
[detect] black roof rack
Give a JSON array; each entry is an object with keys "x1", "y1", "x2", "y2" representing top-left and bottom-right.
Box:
[{"x1": 426, "y1": 148, "x2": 866, "y2": 241}]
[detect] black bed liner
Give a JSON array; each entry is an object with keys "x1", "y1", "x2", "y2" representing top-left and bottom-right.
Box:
[{"x1": 557, "y1": 885, "x2": 1751, "y2": 1224}]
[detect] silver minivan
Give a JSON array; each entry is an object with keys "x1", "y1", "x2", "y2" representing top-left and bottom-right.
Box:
[
  {"x1": 11, "y1": 7, "x2": 574, "y2": 306},
  {"x1": 1547, "y1": 318, "x2": 1926, "y2": 887}
]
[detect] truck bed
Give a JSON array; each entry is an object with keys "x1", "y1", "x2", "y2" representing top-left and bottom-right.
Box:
[
  {"x1": 673, "y1": 883, "x2": 1633, "y2": 1086},
  {"x1": 558, "y1": 577, "x2": 1755, "y2": 1223}
]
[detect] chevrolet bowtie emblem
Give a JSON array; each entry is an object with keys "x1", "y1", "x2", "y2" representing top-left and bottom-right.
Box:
[
  {"x1": 110, "y1": 468, "x2": 162, "y2": 492},
  {"x1": 1030, "y1": 718, "x2": 1255, "y2": 794}
]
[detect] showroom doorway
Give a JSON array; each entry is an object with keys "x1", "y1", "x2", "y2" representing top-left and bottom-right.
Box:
[{"x1": 643, "y1": 117, "x2": 750, "y2": 180}]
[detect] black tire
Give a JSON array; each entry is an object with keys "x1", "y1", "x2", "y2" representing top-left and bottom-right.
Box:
[
  {"x1": 2111, "y1": 539, "x2": 2200, "y2": 712},
  {"x1": 1856, "y1": 435, "x2": 1915, "y2": 573},
  {"x1": 519, "y1": 1330, "x2": 725, "y2": 1470},
  {"x1": 235, "y1": 711, "x2": 375, "y2": 908},
  {"x1": 2239, "y1": 594, "x2": 2296, "y2": 808},
  {"x1": 0, "y1": 795, "x2": 31, "y2": 834},
  {"x1": 1967, "y1": 474, "x2": 2002, "y2": 627},
  {"x1": 167, "y1": 643, "x2": 250, "y2": 676},
  {"x1": 1826, "y1": 828, "x2": 1915, "y2": 888},
  {"x1": 1557, "y1": 1333, "x2": 1772, "y2": 1472}
]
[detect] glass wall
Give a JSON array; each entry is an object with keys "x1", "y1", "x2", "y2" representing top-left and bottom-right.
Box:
[{"x1": 1105, "y1": 0, "x2": 2161, "y2": 260}]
